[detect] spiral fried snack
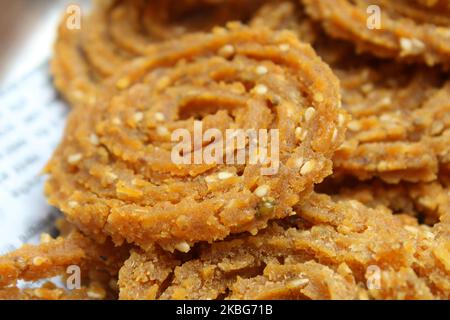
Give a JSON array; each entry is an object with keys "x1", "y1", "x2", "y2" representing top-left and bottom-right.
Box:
[
  {"x1": 319, "y1": 175, "x2": 450, "y2": 227},
  {"x1": 334, "y1": 63, "x2": 450, "y2": 183},
  {"x1": 45, "y1": 24, "x2": 347, "y2": 252},
  {"x1": 302, "y1": 0, "x2": 450, "y2": 67},
  {"x1": 118, "y1": 193, "x2": 450, "y2": 300},
  {"x1": 251, "y1": 1, "x2": 450, "y2": 183},
  {"x1": 0, "y1": 227, "x2": 129, "y2": 300},
  {"x1": 51, "y1": 0, "x2": 268, "y2": 106}
]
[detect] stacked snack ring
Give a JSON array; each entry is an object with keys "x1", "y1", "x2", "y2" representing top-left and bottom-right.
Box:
[
  {"x1": 303, "y1": 0, "x2": 450, "y2": 67},
  {"x1": 333, "y1": 62, "x2": 450, "y2": 183},
  {"x1": 118, "y1": 193, "x2": 450, "y2": 300},
  {"x1": 251, "y1": 1, "x2": 450, "y2": 183},
  {"x1": 45, "y1": 24, "x2": 348, "y2": 253},
  {"x1": 324, "y1": 176, "x2": 450, "y2": 226},
  {"x1": 51, "y1": 0, "x2": 268, "y2": 106}
]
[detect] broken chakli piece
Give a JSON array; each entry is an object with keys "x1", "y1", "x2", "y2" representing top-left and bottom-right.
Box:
[
  {"x1": 302, "y1": 0, "x2": 450, "y2": 67},
  {"x1": 251, "y1": 0, "x2": 450, "y2": 183},
  {"x1": 117, "y1": 193, "x2": 450, "y2": 300},
  {"x1": 45, "y1": 24, "x2": 347, "y2": 253},
  {"x1": 51, "y1": 0, "x2": 269, "y2": 106},
  {"x1": 0, "y1": 221, "x2": 129, "y2": 300}
]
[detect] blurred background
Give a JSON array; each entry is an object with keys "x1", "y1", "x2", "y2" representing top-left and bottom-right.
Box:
[
  {"x1": 0, "y1": 0, "x2": 89, "y2": 88},
  {"x1": 0, "y1": 0, "x2": 89, "y2": 254}
]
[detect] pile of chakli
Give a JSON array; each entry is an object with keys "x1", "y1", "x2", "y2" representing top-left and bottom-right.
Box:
[
  {"x1": 0, "y1": 0, "x2": 449, "y2": 300},
  {"x1": 52, "y1": 0, "x2": 268, "y2": 107}
]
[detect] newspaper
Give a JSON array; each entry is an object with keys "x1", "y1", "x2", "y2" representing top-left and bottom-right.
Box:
[{"x1": 0, "y1": 62, "x2": 68, "y2": 255}]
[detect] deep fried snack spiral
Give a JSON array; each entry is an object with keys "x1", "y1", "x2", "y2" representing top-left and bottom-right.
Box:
[
  {"x1": 51, "y1": 0, "x2": 268, "y2": 106},
  {"x1": 333, "y1": 63, "x2": 450, "y2": 183},
  {"x1": 252, "y1": 1, "x2": 450, "y2": 183},
  {"x1": 303, "y1": 0, "x2": 450, "y2": 67},
  {"x1": 45, "y1": 24, "x2": 347, "y2": 252},
  {"x1": 118, "y1": 193, "x2": 450, "y2": 300}
]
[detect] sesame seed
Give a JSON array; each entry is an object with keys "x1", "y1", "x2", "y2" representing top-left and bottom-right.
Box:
[
  {"x1": 338, "y1": 113, "x2": 346, "y2": 127},
  {"x1": 89, "y1": 133, "x2": 99, "y2": 145},
  {"x1": 219, "y1": 44, "x2": 235, "y2": 57},
  {"x1": 134, "y1": 112, "x2": 144, "y2": 122},
  {"x1": 332, "y1": 128, "x2": 339, "y2": 143},
  {"x1": 304, "y1": 107, "x2": 316, "y2": 122},
  {"x1": 300, "y1": 160, "x2": 317, "y2": 175},
  {"x1": 294, "y1": 157, "x2": 304, "y2": 168},
  {"x1": 112, "y1": 117, "x2": 122, "y2": 125},
  {"x1": 295, "y1": 127, "x2": 307, "y2": 141},
  {"x1": 313, "y1": 93, "x2": 324, "y2": 102},
  {"x1": 116, "y1": 77, "x2": 130, "y2": 90},
  {"x1": 67, "y1": 153, "x2": 82, "y2": 164},
  {"x1": 175, "y1": 241, "x2": 191, "y2": 253},
  {"x1": 254, "y1": 84, "x2": 268, "y2": 95},
  {"x1": 154, "y1": 112, "x2": 165, "y2": 122},
  {"x1": 32, "y1": 257, "x2": 48, "y2": 266},
  {"x1": 106, "y1": 171, "x2": 118, "y2": 181},
  {"x1": 348, "y1": 120, "x2": 362, "y2": 131},
  {"x1": 404, "y1": 225, "x2": 419, "y2": 234},
  {"x1": 40, "y1": 233, "x2": 52, "y2": 243},
  {"x1": 218, "y1": 171, "x2": 233, "y2": 180},
  {"x1": 256, "y1": 65, "x2": 268, "y2": 75},
  {"x1": 400, "y1": 38, "x2": 413, "y2": 51},
  {"x1": 68, "y1": 201, "x2": 79, "y2": 208},
  {"x1": 400, "y1": 37, "x2": 425, "y2": 56},
  {"x1": 380, "y1": 114, "x2": 395, "y2": 123},
  {"x1": 156, "y1": 126, "x2": 169, "y2": 136},
  {"x1": 205, "y1": 175, "x2": 216, "y2": 184},
  {"x1": 378, "y1": 96, "x2": 392, "y2": 107},
  {"x1": 424, "y1": 231, "x2": 435, "y2": 240},
  {"x1": 287, "y1": 278, "x2": 309, "y2": 288},
  {"x1": 279, "y1": 43, "x2": 290, "y2": 51},
  {"x1": 254, "y1": 185, "x2": 270, "y2": 197},
  {"x1": 256, "y1": 197, "x2": 276, "y2": 217}
]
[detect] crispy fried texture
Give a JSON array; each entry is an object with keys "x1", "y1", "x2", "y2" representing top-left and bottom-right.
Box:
[
  {"x1": 319, "y1": 175, "x2": 450, "y2": 226},
  {"x1": 0, "y1": 226, "x2": 129, "y2": 300},
  {"x1": 118, "y1": 194, "x2": 450, "y2": 300},
  {"x1": 51, "y1": 0, "x2": 269, "y2": 107},
  {"x1": 6, "y1": 0, "x2": 449, "y2": 301},
  {"x1": 333, "y1": 64, "x2": 450, "y2": 183},
  {"x1": 45, "y1": 24, "x2": 346, "y2": 252},
  {"x1": 252, "y1": 1, "x2": 450, "y2": 183},
  {"x1": 303, "y1": 0, "x2": 450, "y2": 67}
]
